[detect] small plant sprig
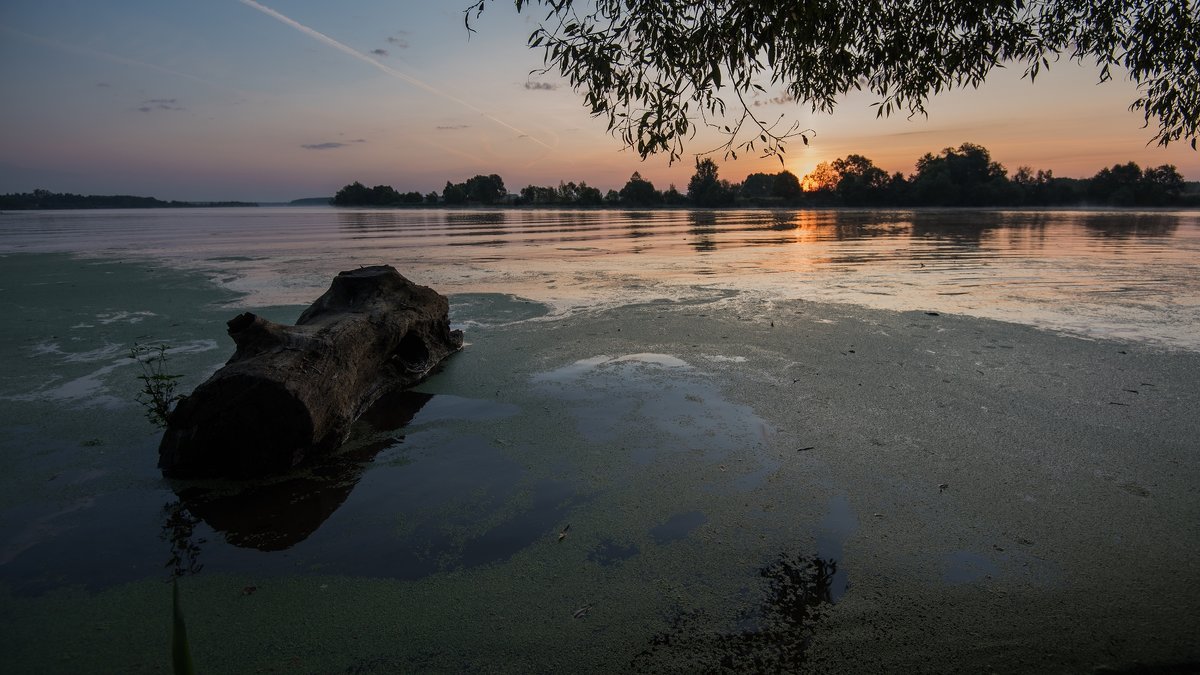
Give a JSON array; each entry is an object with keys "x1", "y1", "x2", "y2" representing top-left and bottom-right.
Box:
[{"x1": 131, "y1": 343, "x2": 184, "y2": 428}]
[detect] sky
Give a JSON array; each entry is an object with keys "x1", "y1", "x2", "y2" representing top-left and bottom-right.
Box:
[{"x1": 1, "y1": 0, "x2": 1196, "y2": 202}]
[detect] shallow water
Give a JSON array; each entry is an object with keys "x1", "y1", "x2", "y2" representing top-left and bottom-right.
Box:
[
  {"x1": 1, "y1": 208, "x2": 1199, "y2": 672},
  {"x1": 2, "y1": 206, "x2": 1199, "y2": 348}
]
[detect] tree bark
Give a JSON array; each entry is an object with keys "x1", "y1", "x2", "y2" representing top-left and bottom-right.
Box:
[{"x1": 158, "y1": 266, "x2": 462, "y2": 478}]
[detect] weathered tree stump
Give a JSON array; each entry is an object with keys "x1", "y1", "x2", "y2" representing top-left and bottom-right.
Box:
[{"x1": 158, "y1": 266, "x2": 462, "y2": 478}]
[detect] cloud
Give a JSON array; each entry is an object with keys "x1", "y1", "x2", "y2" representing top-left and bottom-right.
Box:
[
  {"x1": 301, "y1": 139, "x2": 366, "y2": 150},
  {"x1": 752, "y1": 94, "x2": 797, "y2": 107},
  {"x1": 96, "y1": 82, "x2": 111, "y2": 88},
  {"x1": 386, "y1": 34, "x2": 408, "y2": 48},
  {"x1": 436, "y1": 124, "x2": 469, "y2": 130},
  {"x1": 524, "y1": 81, "x2": 557, "y2": 91},
  {"x1": 138, "y1": 98, "x2": 184, "y2": 112},
  {"x1": 371, "y1": 48, "x2": 388, "y2": 57}
]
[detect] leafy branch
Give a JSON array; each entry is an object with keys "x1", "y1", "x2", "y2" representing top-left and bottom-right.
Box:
[
  {"x1": 131, "y1": 343, "x2": 183, "y2": 429},
  {"x1": 465, "y1": 0, "x2": 1200, "y2": 159}
]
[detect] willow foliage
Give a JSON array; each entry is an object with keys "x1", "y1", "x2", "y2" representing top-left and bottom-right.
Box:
[{"x1": 468, "y1": 0, "x2": 1199, "y2": 162}]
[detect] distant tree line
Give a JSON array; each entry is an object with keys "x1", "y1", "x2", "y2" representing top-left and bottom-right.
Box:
[
  {"x1": 0, "y1": 189, "x2": 256, "y2": 210},
  {"x1": 331, "y1": 143, "x2": 1197, "y2": 209},
  {"x1": 797, "y1": 143, "x2": 1194, "y2": 208}
]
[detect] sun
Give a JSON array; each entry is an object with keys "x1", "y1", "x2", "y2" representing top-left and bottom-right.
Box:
[
  {"x1": 788, "y1": 158, "x2": 820, "y2": 181},
  {"x1": 789, "y1": 158, "x2": 838, "y2": 192}
]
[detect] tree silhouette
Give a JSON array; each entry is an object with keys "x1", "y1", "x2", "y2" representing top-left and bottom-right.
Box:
[
  {"x1": 1141, "y1": 165, "x2": 1186, "y2": 206},
  {"x1": 740, "y1": 173, "x2": 776, "y2": 201},
  {"x1": 910, "y1": 143, "x2": 1012, "y2": 206},
  {"x1": 831, "y1": 155, "x2": 889, "y2": 205},
  {"x1": 442, "y1": 181, "x2": 467, "y2": 205},
  {"x1": 619, "y1": 171, "x2": 663, "y2": 206},
  {"x1": 463, "y1": 174, "x2": 507, "y2": 204},
  {"x1": 772, "y1": 170, "x2": 802, "y2": 202},
  {"x1": 468, "y1": 1, "x2": 1200, "y2": 161},
  {"x1": 687, "y1": 158, "x2": 735, "y2": 207},
  {"x1": 1089, "y1": 162, "x2": 1186, "y2": 206}
]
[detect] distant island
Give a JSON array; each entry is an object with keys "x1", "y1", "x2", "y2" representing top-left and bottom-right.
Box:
[
  {"x1": 5, "y1": 141, "x2": 1198, "y2": 212},
  {"x1": 288, "y1": 197, "x2": 334, "y2": 206},
  {"x1": 0, "y1": 189, "x2": 257, "y2": 210}
]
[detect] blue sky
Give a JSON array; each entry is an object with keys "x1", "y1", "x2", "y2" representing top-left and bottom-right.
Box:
[{"x1": 1, "y1": 0, "x2": 1196, "y2": 201}]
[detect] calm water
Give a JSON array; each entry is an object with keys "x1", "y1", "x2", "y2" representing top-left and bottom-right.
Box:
[
  {"x1": 2, "y1": 206, "x2": 1199, "y2": 348},
  {"x1": 1, "y1": 207, "x2": 1199, "y2": 672}
]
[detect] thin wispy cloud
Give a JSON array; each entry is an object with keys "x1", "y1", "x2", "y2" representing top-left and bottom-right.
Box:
[
  {"x1": 138, "y1": 98, "x2": 184, "y2": 113},
  {"x1": 235, "y1": 0, "x2": 554, "y2": 151},
  {"x1": 524, "y1": 81, "x2": 557, "y2": 91},
  {"x1": 386, "y1": 35, "x2": 409, "y2": 49},
  {"x1": 436, "y1": 124, "x2": 469, "y2": 130},
  {"x1": 301, "y1": 139, "x2": 366, "y2": 150},
  {"x1": 370, "y1": 48, "x2": 388, "y2": 57}
]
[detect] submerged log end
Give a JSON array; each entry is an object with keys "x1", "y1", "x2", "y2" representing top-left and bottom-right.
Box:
[
  {"x1": 159, "y1": 374, "x2": 317, "y2": 479},
  {"x1": 159, "y1": 265, "x2": 462, "y2": 479}
]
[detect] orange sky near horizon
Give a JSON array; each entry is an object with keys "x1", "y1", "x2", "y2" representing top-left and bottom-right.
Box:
[{"x1": 0, "y1": 1, "x2": 1195, "y2": 202}]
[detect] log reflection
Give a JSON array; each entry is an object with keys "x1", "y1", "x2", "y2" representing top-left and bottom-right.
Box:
[{"x1": 167, "y1": 390, "x2": 432, "y2": 552}]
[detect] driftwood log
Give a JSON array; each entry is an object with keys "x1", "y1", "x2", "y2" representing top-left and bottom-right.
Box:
[{"x1": 158, "y1": 266, "x2": 462, "y2": 479}]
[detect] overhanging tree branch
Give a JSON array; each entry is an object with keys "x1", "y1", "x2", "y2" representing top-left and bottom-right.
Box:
[{"x1": 466, "y1": 0, "x2": 1200, "y2": 158}]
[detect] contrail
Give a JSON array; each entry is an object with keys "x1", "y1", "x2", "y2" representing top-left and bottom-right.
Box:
[{"x1": 235, "y1": 0, "x2": 554, "y2": 150}]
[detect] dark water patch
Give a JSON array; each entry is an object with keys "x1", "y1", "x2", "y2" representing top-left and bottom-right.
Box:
[
  {"x1": 650, "y1": 511, "x2": 707, "y2": 545},
  {"x1": 0, "y1": 487, "x2": 175, "y2": 596},
  {"x1": 154, "y1": 431, "x2": 586, "y2": 582},
  {"x1": 459, "y1": 480, "x2": 580, "y2": 569},
  {"x1": 402, "y1": 393, "x2": 520, "y2": 425},
  {"x1": 942, "y1": 550, "x2": 1000, "y2": 584},
  {"x1": 587, "y1": 538, "x2": 640, "y2": 566},
  {"x1": 814, "y1": 494, "x2": 857, "y2": 601},
  {"x1": 358, "y1": 389, "x2": 435, "y2": 430},
  {"x1": 0, "y1": 389, "x2": 562, "y2": 594},
  {"x1": 630, "y1": 552, "x2": 840, "y2": 672}
]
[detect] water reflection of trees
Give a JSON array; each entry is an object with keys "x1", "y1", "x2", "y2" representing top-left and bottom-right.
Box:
[
  {"x1": 909, "y1": 211, "x2": 1051, "y2": 248},
  {"x1": 688, "y1": 211, "x2": 719, "y2": 252},
  {"x1": 161, "y1": 500, "x2": 205, "y2": 579},
  {"x1": 1076, "y1": 213, "x2": 1179, "y2": 240},
  {"x1": 161, "y1": 390, "x2": 432, "y2": 567},
  {"x1": 631, "y1": 553, "x2": 839, "y2": 672}
]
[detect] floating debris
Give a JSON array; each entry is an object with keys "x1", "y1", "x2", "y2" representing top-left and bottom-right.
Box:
[
  {"x1": 573, "y1": 604, "x2": 592, "y2": 619},
  {"x1": 558, "y1": 524, "x2": 571, "y2": 543}
]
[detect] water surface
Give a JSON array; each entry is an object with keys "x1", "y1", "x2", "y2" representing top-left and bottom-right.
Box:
[
  {"x1": 3, "y1": 206, "x2": 1198, "y2": 348},
  {"x1": 1, "y1": 207, "x2": 1198, "y2": 672}
]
